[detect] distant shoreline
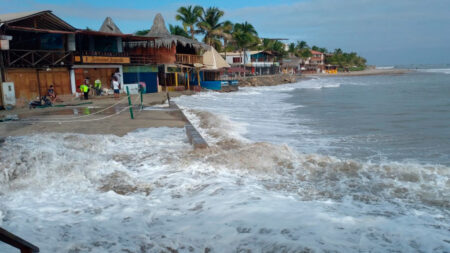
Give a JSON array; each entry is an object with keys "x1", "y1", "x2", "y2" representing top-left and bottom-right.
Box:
[{"x1": 305, "y1": 68, "x2": 411, "y2": 77}]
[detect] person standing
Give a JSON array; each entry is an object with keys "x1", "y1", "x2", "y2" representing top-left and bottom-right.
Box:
[
  {"x1": 112, "y1": 76, "x2": 120, "y2": 100},
  {"x1": 94, "y1": 78, "x2": 102, "y2": 96},
  {"x1": 113, "y1": 69, "x2": 121, "y2": 86},
  {"x1": 80, "y1": 79, "x2": 89, "y2": 100}
]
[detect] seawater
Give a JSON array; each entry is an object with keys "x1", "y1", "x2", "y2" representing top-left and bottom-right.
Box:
[{"x1": 0, "y1": 70, "x2": 449, "y2": 252}]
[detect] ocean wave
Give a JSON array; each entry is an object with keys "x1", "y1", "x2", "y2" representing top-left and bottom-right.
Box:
[
  {"x1": 0, "y1": 126, "x2": 449, "y2": 252},
  {"x1": 376, "y1": 66, "x2": 395, "y2": 70},
  {"x1": 417, "y1": 68, "x2": 450, "y2": 74},
  {"x1": 292, "y1": 78, "x2": 341, "y2": 89}
]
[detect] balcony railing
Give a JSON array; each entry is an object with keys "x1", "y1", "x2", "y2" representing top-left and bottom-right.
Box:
[
  {"x1": 175, "y1": 54, "x2": 203, "y2": 65},
  {"x1": 2, "y1": 49, "x2": 73, "y2": 68},
  {"x1": 80, "y1": 51, "x2": 129, "y2": 57},
  {"x1": 0, "y1": 227, "x2": 39, "y2": 253}
]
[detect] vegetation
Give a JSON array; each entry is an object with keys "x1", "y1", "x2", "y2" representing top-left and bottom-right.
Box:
[
  {"x1": 135, "y1": 29, "x2": 149, "y2": 36},
  {"x1": 169, "y1": 24, "x2": 190, "y2": 38},
  {"x1": 326, "y1": 49, "x2": 367, "y2": 69},
  {"x1": 197, "y1": 7, "x2": 226, "y2": 48},
  {"x1": 175, "y1": 5, "x2": 202, "y2": 39},
  {"x1": 133, "y1": 5, "x2": 367, "y2": 70}
]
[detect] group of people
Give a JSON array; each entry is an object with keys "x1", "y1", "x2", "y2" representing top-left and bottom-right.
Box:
[{"x1": 79, "y1": 70, "x2": 122, "y2": 100}]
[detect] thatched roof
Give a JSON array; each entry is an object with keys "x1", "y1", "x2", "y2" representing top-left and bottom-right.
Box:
[
  {"x1": 146, "y1": 13, "x2": 170, "y2": 37},
  {"x1": 145, "y1": 13, "x2": 209, "y2": 50},
  {"x1": 203, "y1": 47, "x2": 230, "y2": 70},
  {"x1": 99, "y1": 17, "x2": 122, "y2": 34}
]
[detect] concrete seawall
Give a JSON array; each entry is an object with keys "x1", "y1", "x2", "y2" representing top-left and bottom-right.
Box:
[{"x1": 169, "y1": 102, "x2": 208, "y2": 149}]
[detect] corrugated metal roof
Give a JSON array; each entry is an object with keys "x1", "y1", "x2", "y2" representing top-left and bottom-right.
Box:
[
  {"x1": 0, "y1": 10, "x2": 47, "y2": 23},
  {"x1": 0, "y1": 10, "x2": 75, "y2": 31}
]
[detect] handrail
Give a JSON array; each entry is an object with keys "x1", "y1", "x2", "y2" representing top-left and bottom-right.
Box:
[
  {"x1": 175, "y1": 54, "x2": 203, "y2": 65},
  {"x1": 0, "y1": 227, "x2": 39, "y2": 253},
  {"x1": 80, "y1": 51, "x2": 129, "y2": 57},
  {"x1": 3, "y1": 49, "x2": 73, "y2": 67}
]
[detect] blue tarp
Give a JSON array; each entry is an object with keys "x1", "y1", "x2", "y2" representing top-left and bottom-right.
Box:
[{"x1": 123, "y1": 72, "x2": 158, "y2": 93}]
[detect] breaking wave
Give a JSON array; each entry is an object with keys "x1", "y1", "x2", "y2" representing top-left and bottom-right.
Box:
[
  {"x1": 0, "y1": 119, "x2": 449, "y2": 252},
  {"x1": 417, "y1": 68, "x2": 450, "y2": 75},
  {"x1": 1, "y1": 76, "x2": 449, "y2": 252}
]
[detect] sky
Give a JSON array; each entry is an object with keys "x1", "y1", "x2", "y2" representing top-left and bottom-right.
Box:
[{"x1": 1, "y1": 0, "x2": 449, "y2": 66}]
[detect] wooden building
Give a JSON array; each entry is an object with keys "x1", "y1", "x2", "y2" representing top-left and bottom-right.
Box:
[
  {"x1": 123, "y1": 13, "x2": 207, "y2": 92},
  {"x1": 0, "y1": 10, "x2": 76, "y2": 105},
  {"x1": 72, "y1": 17, "x2": 129, "y2": 94}
]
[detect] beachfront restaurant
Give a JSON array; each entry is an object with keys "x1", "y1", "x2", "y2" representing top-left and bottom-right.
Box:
[
  {"x1": 0, "y1": 10, "x2": 76, "y2": 106},
  {"x1": 71, "y1": 18, "x2": 129, "y2": 94},
  {"x1": 123, "y1": 13, "x2": 207, "y2": 92}
]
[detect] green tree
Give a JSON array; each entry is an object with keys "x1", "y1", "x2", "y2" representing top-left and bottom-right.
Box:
[
  {"x1": 135, "y1": 29, "x2": 149, "y2": 36},
  {"x1": 197, "y1": 7, "x2": 225, "y2": 47},
  {"x1": 299, "y1": 49, "x2": 312, "y2": 58},
  {"x1": 175, "y1": 5, "x2": 203, "y2": 40},
  {"x1": 232, "y1": 22, "x2": 259, "y2": 77},
  {"x1": 325, "y1": 48, "x2": 366, "y2": 70},
  {"x1": 288, "y1": 43, "x2": 296, "y2": 54},
  {"x1": 169, "y1": 24, "x2": 190, "y2": 38},
  {"x1": 221, "y1": 20, "x2": 234, "y2": 57},
  {"x1": 296, "y1": 40, "x2": 308, "y2": 49},
  {"x1": 318, "y1": 47, "x2": 328, "y2": 53}
]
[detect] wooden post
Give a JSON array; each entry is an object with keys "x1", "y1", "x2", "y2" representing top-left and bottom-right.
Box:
[
  {"x1": 187, "y1": 71, "x2": 190, "y2": 90},
  {"x1": 197, "y1": 69, "x2": 200, "y2": 87},
  {"x1": 175, "y1": 72, "x2": 178, "y2": 87}
]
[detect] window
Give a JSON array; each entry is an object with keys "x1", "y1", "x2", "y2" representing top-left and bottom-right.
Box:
[{"x1": 233, "y1": 57, "x2": 242, "y2": 63}]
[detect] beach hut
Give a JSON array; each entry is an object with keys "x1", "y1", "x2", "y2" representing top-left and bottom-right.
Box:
[{"x1": 198, "y1": 47, "x2": 238, "y2": 91}]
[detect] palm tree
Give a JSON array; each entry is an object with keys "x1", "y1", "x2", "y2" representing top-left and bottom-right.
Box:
[
  {"x1": 169, "y1": 24, "x2": 190, "y2": 38},
  {"x1": 197, "y1": 7, "x2": 225, "y2": 46},
  {"x1": 221, "y1": 20, "x2": 234, "y2": 58},
  {"x1": 233, "y1": 22, "x2": 257, "y2": 37},
  {"x1": 232, "y1": 22, "x2": 259, "y2": 77},
  {"x1": 175, "y1": 5, "x2": 203, "y2": 40},
  {"x1": 296, "y1": 40, "x2": 308, "y2": 50}
]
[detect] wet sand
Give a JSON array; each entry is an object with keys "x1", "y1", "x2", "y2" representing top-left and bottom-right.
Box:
[{"x1": 0, "y1": 91, "x2": 193, "y2": 137}]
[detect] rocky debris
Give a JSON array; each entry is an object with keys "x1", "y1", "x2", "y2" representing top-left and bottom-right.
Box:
[{"x1": 238, "y1": 74, "x2": 299, "y2": 87}]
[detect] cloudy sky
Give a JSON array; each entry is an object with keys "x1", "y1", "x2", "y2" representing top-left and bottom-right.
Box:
[{"x1": 1, "y1": 0, "x2": 449, "y2": 65}]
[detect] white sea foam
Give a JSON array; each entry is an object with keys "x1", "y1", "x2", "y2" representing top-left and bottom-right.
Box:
[
  {"x1": 1, "y1": 78, "x2": 449, "y2": 252},
  {"x1": 376, "y1": 66, "x2": 395, "y2": 70},
  {"x1": 0, "y1": 126, "x2": 448, "y2": 252},
  {"x1": 418, "y1": 68, "x2": 450, "y2": 74}
]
